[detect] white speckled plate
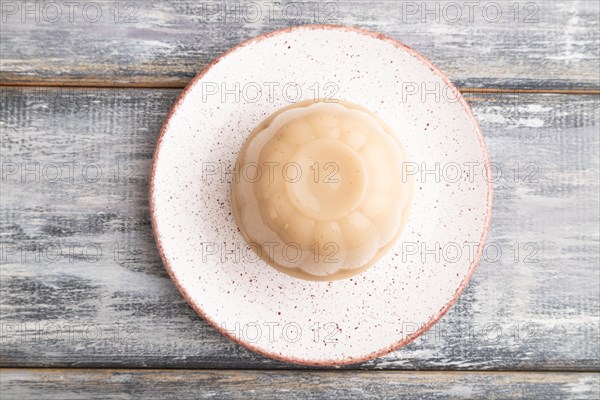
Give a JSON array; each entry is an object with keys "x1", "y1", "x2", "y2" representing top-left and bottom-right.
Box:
[{"x1": 150, "y1": 25, "x2": 492, "y2": 366}]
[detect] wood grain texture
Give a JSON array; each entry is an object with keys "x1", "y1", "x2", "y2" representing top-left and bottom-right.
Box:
[
  {"x1": 1, "y1": 369, "x2": 599, "y2": 399},
  {"x1": 1, "y1": 88, "x2": 599, "y2": 370},
  {"x1": 1, "y1": 0, "x2": 599, "y2": 90}
]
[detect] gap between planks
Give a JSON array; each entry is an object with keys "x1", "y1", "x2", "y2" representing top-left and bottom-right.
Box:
[
  {"x1": 1, "y1": 366, "x2": 599, "y2": 373},
  {"x1": 1, "y1": 368, "x2": 599, "y2": 374},
  {"x1": 1, "y1": 83, "x2": 599, "y2": 95}
]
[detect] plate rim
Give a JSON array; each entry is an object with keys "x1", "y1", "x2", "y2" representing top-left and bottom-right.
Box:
[{"x1": 149, "y1": 24, "x2": 494, "y2": 366}]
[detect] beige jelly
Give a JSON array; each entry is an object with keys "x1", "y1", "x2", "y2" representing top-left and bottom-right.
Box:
[{"x1": 232, "y1": 100, "x2": 413, "y2": 281}]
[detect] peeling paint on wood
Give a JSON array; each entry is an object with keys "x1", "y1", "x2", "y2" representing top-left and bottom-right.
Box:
[
  {"x1": 1, "y1": 369, "x2": 599, "y2": 399},
  {"x1": 1, "y1": 87, "x2": 598, "y2": 369},
  {"x1": 0, "y1": 1, "x2": 599, "y2": 90}
]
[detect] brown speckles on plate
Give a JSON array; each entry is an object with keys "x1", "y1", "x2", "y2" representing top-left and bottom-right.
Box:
[{"x1": 149, "y1": 24, "x2": 492, "y2": 366}]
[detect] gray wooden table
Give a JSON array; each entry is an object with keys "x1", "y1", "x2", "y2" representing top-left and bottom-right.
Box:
[{"x1": 1, "y1": 1, "x2": 599, "y2": 398}]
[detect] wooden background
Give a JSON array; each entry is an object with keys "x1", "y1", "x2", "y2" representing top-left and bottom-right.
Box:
[{"x1": 1, "y1": 1, "x2": 599, "y2": 398}]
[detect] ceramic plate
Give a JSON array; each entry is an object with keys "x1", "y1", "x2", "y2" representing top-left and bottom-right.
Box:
[{"x1": 150, "y1": 25, "x2": 492, "y2": 366}]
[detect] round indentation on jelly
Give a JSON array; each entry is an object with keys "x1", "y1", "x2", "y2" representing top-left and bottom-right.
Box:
[{"x1": 286, "y1": 138, "x2": 368, "y2": 221}]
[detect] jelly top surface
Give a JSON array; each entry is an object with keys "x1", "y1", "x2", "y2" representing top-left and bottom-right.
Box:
[{"x1": 232, "y1": 100, "x2": 413, "y2": 281}]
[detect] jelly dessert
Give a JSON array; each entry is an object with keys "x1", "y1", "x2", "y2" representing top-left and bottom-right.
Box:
[{"x1": 232, "y1": 99, "x2": 413, "y2": 281}]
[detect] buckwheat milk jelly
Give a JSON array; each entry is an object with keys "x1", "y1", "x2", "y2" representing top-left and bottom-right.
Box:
[{"x1": 231, "y1": 100, "x2": 414, "y2": 281}]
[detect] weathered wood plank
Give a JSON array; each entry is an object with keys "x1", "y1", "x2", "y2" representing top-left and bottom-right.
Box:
[
  {"x1": 1, "y1": 369, "x2": 599, "y2": 399},
  {"x1": 1, "y1": 0, "x2": 599, "y2": 90},
  {"x1": 0, "y1": 88, "x2": 599, "y2": 369}
]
